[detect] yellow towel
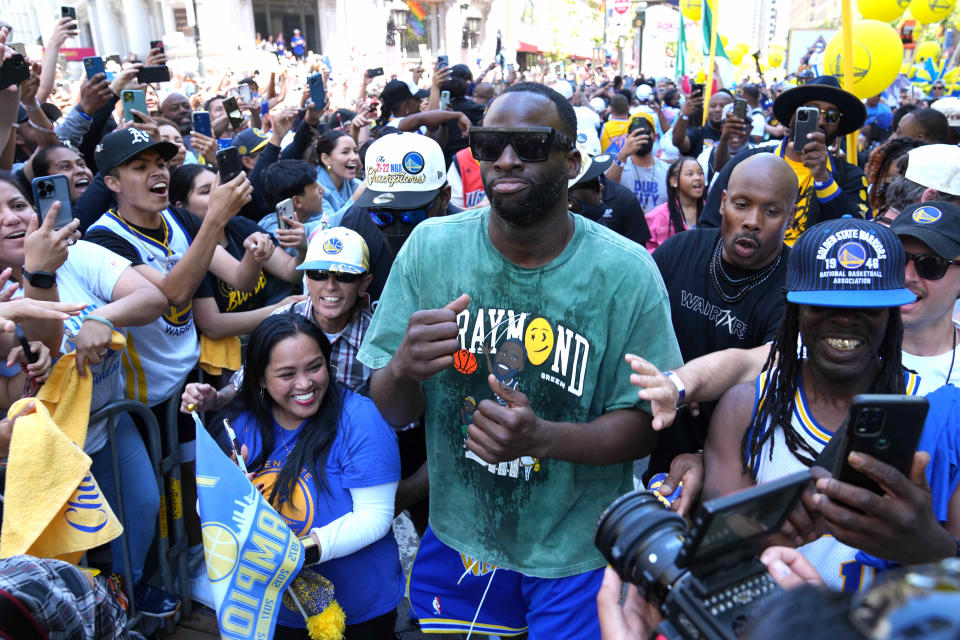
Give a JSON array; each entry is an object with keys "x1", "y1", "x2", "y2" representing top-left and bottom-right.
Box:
[
  {"x1": 0, "y1": 331, "x2": 126, "y2": 561},
  {"x1": 199, "y1": 334, "x2": 242, "y2": 376}
]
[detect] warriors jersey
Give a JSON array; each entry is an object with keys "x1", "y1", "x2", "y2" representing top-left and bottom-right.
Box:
[
  {"x1": 748, "y1": 368, "x2": 921, "y2": 592},
  {"x1": 87, "y1": 209, "x2": 200, "y2": 406}
]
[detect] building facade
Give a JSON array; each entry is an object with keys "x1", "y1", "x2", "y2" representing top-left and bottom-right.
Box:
[
  {"x1": 12, "y1": 0, "x2": 611, "y2": 79},
  {"x1": 788, "y1": 0, "x2": 840, "y2": 29}
]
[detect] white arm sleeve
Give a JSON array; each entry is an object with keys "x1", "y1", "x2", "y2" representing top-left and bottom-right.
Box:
[{"x1": 310, "y1": 481, "x2": 398, "y2": 563}]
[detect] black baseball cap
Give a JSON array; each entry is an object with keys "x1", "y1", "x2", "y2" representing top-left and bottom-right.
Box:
[
  {"x1": 94, "y1": 128, "x2": 178, "y2": 174},
  {"x1": 381, "y1": 79, "x2": 430, "y2": 105},
  {"x1": 891, "y1": 202, "x2": 960, "y2": 260}
]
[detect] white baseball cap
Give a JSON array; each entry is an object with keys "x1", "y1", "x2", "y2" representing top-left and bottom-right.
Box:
[
  {"x1": 551, "y1": 80, "x2": 574, "y2": 100},
  {"x1": 932, "y1": 97, "x2": 960, "y2": 128},
  {"x1": 357, "y1": 133, "x2": 447, "y2": 210},
  {"x1": 298, "y1": 227, "x2": 370, "y2": 274},
  {"x1": 589, "y1": 97, "x2": 606, "y2": 113},
  {"x1": 569, "y1": 128, "x2": 612, "y2": 187},
  {"x1": 905, "y1": 144, "x2": 960, "y2": 197}
]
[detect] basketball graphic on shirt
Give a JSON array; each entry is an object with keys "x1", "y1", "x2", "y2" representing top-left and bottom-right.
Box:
[
  {"x1": 164, "y1": 301, "x2": 193, "y2": 327},
  {"x1": 202, "y1": 523, "x2": 239, "y2": 582},
  {"x1": 254, "y1": 467, "x2": 316, "y2": 536},
  {"x1": 453, "y1": 349, "x2": 478, "y2": 374}
]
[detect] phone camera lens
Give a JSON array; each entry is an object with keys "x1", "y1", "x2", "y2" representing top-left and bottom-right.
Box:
[{"x1": 876, "y1": 436, "x2": 891, "y2": 450}]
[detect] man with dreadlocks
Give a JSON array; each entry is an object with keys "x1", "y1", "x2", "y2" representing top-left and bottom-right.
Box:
[
  {"x1": 645, "y1": 154, "x2": 797, "y2": 487},
  {"x1": 703, "y1": 217, "x2": 960, "y2": 592}
]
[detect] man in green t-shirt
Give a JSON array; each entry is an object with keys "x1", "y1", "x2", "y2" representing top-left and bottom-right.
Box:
[{"x1": 357, "y1": 82, "x2": 682, "y2": 637}]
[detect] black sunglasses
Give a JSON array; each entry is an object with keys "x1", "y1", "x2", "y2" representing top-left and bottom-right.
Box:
[
  {"x1": 469, "y1": 126, "x2": 574, "y2": 162},
  {"x1": 819, "y1": 108, "x2": 842, "y2": 125},
  {"x1": 905, "y1": 252, "x2": 960, "y2": 280},
  {"x1": 305, "y1": 270, "x2": 366, "y2": 283}
]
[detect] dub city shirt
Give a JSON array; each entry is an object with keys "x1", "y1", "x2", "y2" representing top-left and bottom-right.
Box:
[{"x1": 358, "y1": 208, "x2": 683, "y2": 577}]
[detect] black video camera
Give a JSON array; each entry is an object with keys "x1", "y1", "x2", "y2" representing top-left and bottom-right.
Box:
[{"x1": 595, "y1": 470, "x2": 811, "y2": 640}]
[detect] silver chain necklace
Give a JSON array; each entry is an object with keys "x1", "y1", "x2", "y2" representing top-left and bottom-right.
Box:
[{"x1": 708, "y1": 236, "x2": 783, "y2": 304}]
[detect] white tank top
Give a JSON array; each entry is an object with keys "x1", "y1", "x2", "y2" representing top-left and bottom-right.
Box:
[
  {"x1": 748, "y1": 368, "x2": 921, "y2": 592},
  {"x1": 88, "y1": 209, "x2": 200, "y2": 406}
]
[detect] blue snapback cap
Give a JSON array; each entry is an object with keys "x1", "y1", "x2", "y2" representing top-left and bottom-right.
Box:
[{"x1": 786, "y1": 217, "x2": 915, "y2": 308}]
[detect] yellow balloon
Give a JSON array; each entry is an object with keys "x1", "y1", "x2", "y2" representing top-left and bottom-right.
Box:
[
  {"x1": 769, "y1": 43, "x2": 786, "y2": 54},
  {"x1": 767, "y1": 51, "x2": 784, "y2": 68},
  {"x1": 824, "y1": 20, "x2": 904, "y2": 98},
  {"x1": 720, "y1": 34, "x2": 729, "y2": 48},
  {"x1": 910, "y1": 0, "x2": 955, "y2": 23},
  {"x1": 680, "y1": 0, "x2": 701, "y2": 21},
  {"x1": 900, "y1": 61, "x2": 914, "y2": 76},
  {"x1": 915, "y1": 40, "x2": 941, "y2": 63},
  {"x1": 857, "y1": 0, "x2": 908, "y2": 21},
  {"x1": 729, "y1": 47, "x2": 745, "y2": 65}
]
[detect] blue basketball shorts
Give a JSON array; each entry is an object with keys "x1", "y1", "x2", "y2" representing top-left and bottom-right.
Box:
[{"x1": 407, "y1": 526, "x2": 604, "y2": 638}]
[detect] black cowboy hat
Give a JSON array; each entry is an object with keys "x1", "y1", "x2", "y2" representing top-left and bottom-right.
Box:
[{"x1": 773, "y1": 75, "x2": 866, "y2": 136}]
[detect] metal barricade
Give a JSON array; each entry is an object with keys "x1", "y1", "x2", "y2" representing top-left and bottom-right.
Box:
[
  {"x1": 161, "y1": 392, "x2": 193, "y2": 619},
  {"x1": 89, "y1": 399, "x2": 174, "y2": 631}
]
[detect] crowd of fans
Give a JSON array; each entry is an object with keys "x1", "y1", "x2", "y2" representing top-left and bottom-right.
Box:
[{"x1": 3, "y1": 13, "x2": 960, "y2": 640}]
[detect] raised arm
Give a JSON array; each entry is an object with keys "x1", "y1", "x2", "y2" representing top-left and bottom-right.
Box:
[
  {"x1": 626, "y1": 344, "x2": 771, "y2": 430},
  {"x1": 133, "y1": 174, "x2": 252, "y2": 307}
]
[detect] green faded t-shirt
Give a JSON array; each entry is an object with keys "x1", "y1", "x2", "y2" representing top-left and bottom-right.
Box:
[{"x1": 358, "y1": 208, "x2": 682, "y2": 578}]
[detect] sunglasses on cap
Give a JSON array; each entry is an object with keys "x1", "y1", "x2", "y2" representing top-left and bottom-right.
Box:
[
  {"x1": 905, "y1": 252, "x2": 960, "y2": 280},
  {"x1": 368, "y1": 205, "x2": 431, "y2": 228},
  {"x1": 305, "y1": 270, "x2": 366, "y2": 283},
  {"x1": 469, "y1": 126, "x2": 574, "y2": 162}
]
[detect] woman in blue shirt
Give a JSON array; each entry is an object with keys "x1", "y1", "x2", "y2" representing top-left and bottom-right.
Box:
[
  {"x1": 226, "y1": 312, "x2": 403, "y2": 638},
  {"x1": 314, "y1": 131, "x2": 363, "y2": 228}
]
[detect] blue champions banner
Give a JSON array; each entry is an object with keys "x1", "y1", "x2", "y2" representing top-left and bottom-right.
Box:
[{"x1": 194, "y1": 415, "x2": 304, "y2": 639}]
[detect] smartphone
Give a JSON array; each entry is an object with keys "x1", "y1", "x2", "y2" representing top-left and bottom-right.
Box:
[
  {"x1": 15, "y1": 325, "x2": 38, "y2": 365},
  {"x1": 793, "y1": 106, "x2": 820, "y2": 154},
  {"x1": 217, "y1": 147, "x2": 243, "y2": 183},
  {"x1": 236, "y1": 83, "x2": 252, "y2": 103},
  {"x1": 9, "y1": 43, "x2": 25, "y2": 56},
  {"x1": 366, "y1": 67, "x2": 384, "y2": 78},
  {"x1": 628, "y1": 116, "x2": 651, "y2": 136},
  {"x1": 222, "y1": 96, "x2": 243, "y2": 129},
  {"x1": 307, "y1": 72, "x2": 325, "y2": 110},
  {"x1": 121, "y1": 89, "x2": 147, "y2": 123},
  {"x1": 439, "y1": 90, "x2": 451, "y2": 110},
  {"x1": 149, "y1": 39, "x2": 164, "y2": 53},
  {"x1": 276, "y1": 198, "x2": 294, "y2": 229},
  {"x1": 0, "y1": 54, "x2": 29, "y2": 90},
  {"x1": 61, "y1": 6, "x2": 77, "y2": 21},
  {"x1": 83, "y1": 56, "x2": 106, "y2": 80},
  {"x1": 31, "y1": 175, "x2": 74, "y2": 229},
  {"x1": 437, "y1": 55, "x2": 449, "y2": 70},
  {"x1": 689, "y1": 81, "x2": 703, "y2": 96},
  {"x1": 836, "y1": 394, "x2": 929, "y2": 495},
  {"x1": 733, "y1": 97, "x2": 748, "y2": 120},
  {"x1": 136, "y1": 65, "x2": 171, "y2": 84},
  {"x1": 191, "y1": 110, "x2": 212, "y2": 137}
]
